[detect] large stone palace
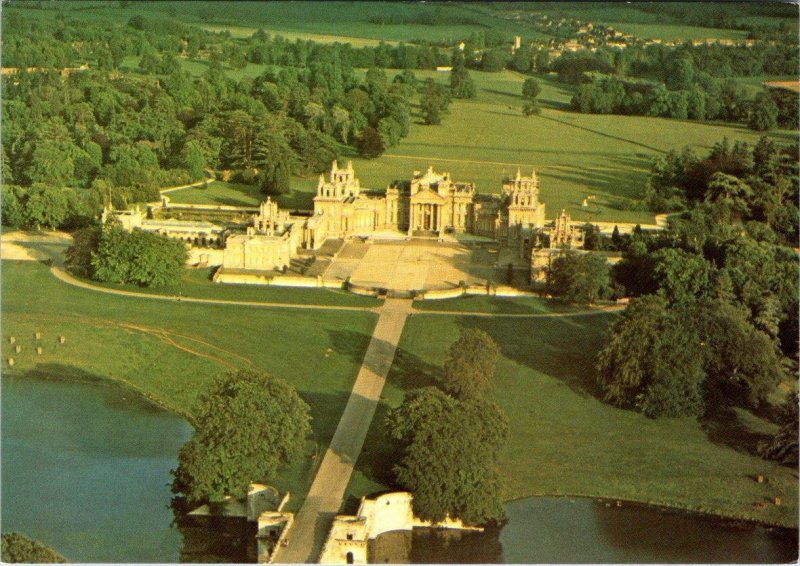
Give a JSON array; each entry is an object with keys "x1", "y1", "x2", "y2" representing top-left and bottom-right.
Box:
[
  {"x1": 309, "y1": 160, "x2": 545, "y2": 243},
  {"x1": 107, "y1": 161, "x2": 583, "y2": 281}
]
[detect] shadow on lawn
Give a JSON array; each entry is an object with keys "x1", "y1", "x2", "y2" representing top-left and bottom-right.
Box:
[
  {"x1": 341, "y1": 401, "x2": 403, "y2": 515},
  {"x1": 537, "y1": 113, "x2": 667, "y2": 154},
  {"x1": 542, "y1": 160, "x2": 649, "y2": 205},
  {"x1": 701, "y1": 405, "x2": 774, "y2": 458},
  {"x1": 457, "y1": 315, "x2": 614, "y2": 400},
  {"x1": 300, "y1": 389, "x2": 354, "y2": 446},
  {"x1": 325, "y1": 328, "x2": 374, "y2": 367},
  {"x1": 388, "y1": 346, "x2": 442, "y2": 391}
]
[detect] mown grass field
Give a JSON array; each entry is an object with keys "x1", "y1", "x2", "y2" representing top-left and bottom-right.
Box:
[
  {"x1": 412, "y1": 294, "x2": 581, "y2": 314},
  {"x1": 82, "y1": 266, "x2": 381, "y2": 308},
  {"x1": 345, "y1": 312, "x2": 799, "y2": 528},
  {"x1": 342, "y1": 71, "x2": 796, "y2": 224},
  {"x1": 1, "y1": 260, "x2": 377, "y2": 510}
]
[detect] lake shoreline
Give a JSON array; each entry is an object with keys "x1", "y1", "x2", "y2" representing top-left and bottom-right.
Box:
[
  {"x1": 502, "y1": 493, "x2": 799, "y2": 531},
  {"x1": 4, "y1": 369, "x2": 795, "y2": 530}
]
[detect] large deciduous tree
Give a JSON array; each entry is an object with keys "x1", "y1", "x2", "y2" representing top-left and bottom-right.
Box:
[
  {"x1": 596, "y1": 295, "x2": 707, "y2": 418},
  {"x1": 420, "y1": 79, "x2": 450, "y2": 125},
  {"x1": 65, "y1": 225, "x2": 102, "y2": 278},
  {"x1": 449, "y1": 65, "x2": 476, "y2": 100},
  {"x1": 355, "y1": 126, "x2": 385, "y2": 159},
  {"x1": 758, "y1": 392, "x2": 799, "y2": 467},
  {"x1": 91, "y1": 226, "x2": 187, "y2": 287},
  {"x1": 386, "y1": 387, "x2": 508, "y2": 525},
  {"x1": 748, "y1": 91, "x2": 778, "y2": 131},
  {"x1": 441, "y1": 328, "x2": 501, "y2": 400},
  {"x1": 548, "y1": 251, "x2": 610, "y2": 304},
  {"x1": 172, "y1": 369, "x2": 311, "y2": 504}
]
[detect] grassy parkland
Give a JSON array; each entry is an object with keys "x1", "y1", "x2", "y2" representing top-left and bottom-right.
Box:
[
  {"x1": 1, "y1": 259, "x2": 377, "y2": 510},
  {"x1": 76, "y1": 265, "x2": 382, "y2": 308},
  {"x1": 411, "y1": 294, "x2": 583, "y2": 315},
  {"x1": 345, "y1": 311, "x2": 799, "y2": 528},
  {"x1": 165, "y1": 69, "x2": 797, "y2": 225}
]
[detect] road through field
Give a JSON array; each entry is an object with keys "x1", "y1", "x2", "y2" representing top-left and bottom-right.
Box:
[{"x1": 272, "y1": 298, "x2": 412, "y2": 563}]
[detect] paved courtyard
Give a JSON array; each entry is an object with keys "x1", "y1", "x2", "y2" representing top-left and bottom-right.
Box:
[{"x1": 321, "y1": 238, "x2": 517, "y2": 292}]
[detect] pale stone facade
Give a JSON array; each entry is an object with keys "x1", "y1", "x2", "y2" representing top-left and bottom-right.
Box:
[
  {"x1": 221, "y1": 198, "x2": 311, "y2": 272},
  {"x1": 309, "y1": 161, "x2": 545, "y2": 242},
  {"x1": 318, "y1": 492, "x2": 481, "y2": 565},
  {"x1": 530, "y1": 209, "x2": 585, "y2": 283},
  {"x1": 104, "y1": 203, "x2": 226, "y2": 247},
  {"x1": 106, "y1": 161, "x2": 568, "y2": 280}
]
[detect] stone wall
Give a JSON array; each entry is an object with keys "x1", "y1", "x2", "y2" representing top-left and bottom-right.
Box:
[
  {"x1": 318, "y1": 492, "x2": 481, "y2": 565},
  {"x1": 188, "y1": 247, "x2": 224, "y2": 267}
]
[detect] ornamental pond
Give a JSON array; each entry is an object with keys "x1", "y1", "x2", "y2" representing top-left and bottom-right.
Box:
[{"x1": 2, "y1": 374, "x2": 797, "y2": 563}]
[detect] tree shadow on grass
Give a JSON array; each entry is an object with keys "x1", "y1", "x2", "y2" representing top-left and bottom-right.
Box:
[
  {"x1": 542, "y1": 162, "x2": 649, "y2": 205},
  {"x1": 455, "y1": 314, "x2": 616, "y2": 400},
  {"x1": 325, "y1": 328, "x2": 374, "y2": 368},
  {"x1": 298, "y1": 390, "x2": 354, "y2": 448},
  {"x1": 536, "y1": 113, "x2": 667, "y2": 154},
  {"x1": 387, "y1": 347, "x2": 442, "y2": 391},
  {"x1": 342, "y1": 401, "x2": 403, "y2": 515},
  {"x1": 700, "y1": 405, "x2": 774, "y2": 458}
]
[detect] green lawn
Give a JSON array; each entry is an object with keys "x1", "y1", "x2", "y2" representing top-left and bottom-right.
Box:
[
  {"x1": 167, "y1": 179, "x2": 320, "y2": 209},
  {"x1": 167, "y1": 180, "x2": 263, "y2": 206},
  {"x1": 345, "y1": 312, "x2": 799, "y2": 527},
  {"x1": 412, "y1": 294, "x2": 581, "y2": 314},
  {"x1": 83, "y1": 266, "x2": 381, "y2": 308},
  {"x1": 2, "y1": 260, "x2": 377, "y2": 510}
]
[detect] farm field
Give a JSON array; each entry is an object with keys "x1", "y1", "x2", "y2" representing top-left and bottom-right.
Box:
[
  {"x1": 1, "y1": 260, "x2": 377, "y2": 509},
  {"x1": 12, "y1": 1, "x2": 797, "y2": 46},
  {"x1": 344, "y1": 312, "x2": 799, "y2": 528},
  {"x1": 601, "y1": 22, "x2": 750, "y2": 41}
]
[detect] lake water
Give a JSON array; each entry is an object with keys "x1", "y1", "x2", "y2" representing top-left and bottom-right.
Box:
[
  {"x1": 400, "y1": 498, "x2": 798, "y2": 564},
  {"x1": 3, "y1": 375, "x2": 797, "y2": 563},
  {"x1": 4, "y1": 375, "x2": 190, "y2": 562}
]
